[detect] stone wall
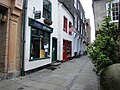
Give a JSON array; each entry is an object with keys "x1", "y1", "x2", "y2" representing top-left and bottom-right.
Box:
[{"x1": 93, "y1": 0, "x2": 109, "y2": 32}]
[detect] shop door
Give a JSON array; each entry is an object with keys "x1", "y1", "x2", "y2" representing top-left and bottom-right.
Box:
[
  {"x1": 63, "y1": 40, "x2": 67, "y2": 61},
  {"x1": 52, "y1": 37, "x2": 57, "y2": 61}
]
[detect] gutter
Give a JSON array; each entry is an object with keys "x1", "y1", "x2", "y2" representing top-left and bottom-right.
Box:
[{"x1": 21, "y1": 0, "x2": 27, "y2": 76}]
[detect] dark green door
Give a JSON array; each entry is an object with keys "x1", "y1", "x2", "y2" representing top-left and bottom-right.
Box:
[{"x1": 52, "y1": 37, "x2": 57, "y2": 61}]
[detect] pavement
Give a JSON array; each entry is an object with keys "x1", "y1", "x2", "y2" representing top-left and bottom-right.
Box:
[{"x1": 0, "y1": 56, "x2": 100, "y2": 90}]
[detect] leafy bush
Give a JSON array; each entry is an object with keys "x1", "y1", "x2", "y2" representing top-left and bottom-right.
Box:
[{"x1": 87, "y1": 16, "x2": 119, "y2": 75}]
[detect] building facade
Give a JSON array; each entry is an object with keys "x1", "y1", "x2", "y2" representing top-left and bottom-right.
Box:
[
  {"x1": 58, "y1": 2, "x2": 73, "y2": 61},
  {"x1": 93, "y1": 0, "x2": 120, "y2": 35},
  {"x1": 58, "y1": 0, "x2": 86, "y2": 57},
  {"x1": 24, "y1": 0, "x2": 59, "y2": 72},
  {"x1": 0, "y1": 0, "x2": 23, "y2": 79},
  {"x1": 0, "y1": 0, "x2": 87, "y2": 78}
]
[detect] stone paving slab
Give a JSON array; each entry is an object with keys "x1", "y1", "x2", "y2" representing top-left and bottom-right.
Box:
[{"x1": 0, "y1": 56, "x2": 99, "y2": 90}]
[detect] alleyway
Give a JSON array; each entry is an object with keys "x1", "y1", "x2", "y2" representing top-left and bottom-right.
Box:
[{"x1": 0, "y1": 56, "x2": 99, "y2": 90}]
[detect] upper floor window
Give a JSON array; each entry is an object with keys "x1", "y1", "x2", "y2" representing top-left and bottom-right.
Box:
[
  {"x1": 63, "y1": 16, "x2": 68, "y2": 32},
  {"x1": 78, "y1": 20, "x2": 80, "y2": 31},
  {"x1": 106, "y1": 0, "x2": 120, "y2": 22},
  {"x1": 74, "y1": 0, "x2": 77, "y2": 9},
  {"x1": 78, "y1": 3, "x2": 80, "y2": 10},
  {"x1": 69, "y1": 21, "x2": 72, "y2": 35},
  {"x1": 43, "y1": 0, "x2": 52, "y2": 20},
  {"x1": 75, "y1": 16, "x2": 77, "y2": 29},
  {"x1": 112, "y1": 3, "x2": 119, "y2": 21}
]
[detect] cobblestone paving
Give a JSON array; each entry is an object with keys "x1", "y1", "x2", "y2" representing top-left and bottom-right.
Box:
[{"x1": 0, "y1": 56, "x2": 100, "y2": 90}]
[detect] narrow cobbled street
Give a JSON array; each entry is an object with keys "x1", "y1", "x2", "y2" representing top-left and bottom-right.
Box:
[{"x1": 0, "y1": 56, "x2": 99, "y2": 90}]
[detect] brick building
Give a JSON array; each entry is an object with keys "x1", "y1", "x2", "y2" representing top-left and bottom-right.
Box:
[{"x1": 0, "y1": 0, "x2": 23, "y2": 79}]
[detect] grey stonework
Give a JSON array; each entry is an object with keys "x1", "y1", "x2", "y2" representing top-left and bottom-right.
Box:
[{"x1": 93, "y1": 0, "x2": 109, "y2": 32}]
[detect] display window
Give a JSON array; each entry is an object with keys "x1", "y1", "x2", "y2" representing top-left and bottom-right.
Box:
[{"x1": 30, "y1": 28, "x2": 50, "y2": 60}]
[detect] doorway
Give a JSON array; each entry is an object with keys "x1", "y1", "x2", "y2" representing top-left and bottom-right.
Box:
[
  {"x1": 63, "y1": 40, "x2": 67, "y2": 62},
  {"x1": 52, "y1": 37, "x2": 57, "y2": 62}
]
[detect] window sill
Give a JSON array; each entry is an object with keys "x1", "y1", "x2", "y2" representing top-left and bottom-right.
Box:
[{"x1": 29, "y1": 57, "x2": 50, "y2": 61}]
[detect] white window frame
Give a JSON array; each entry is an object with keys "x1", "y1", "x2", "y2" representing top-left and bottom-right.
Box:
[{"x1": 106, "y1": 0, "x2": 119, "y2": 23}]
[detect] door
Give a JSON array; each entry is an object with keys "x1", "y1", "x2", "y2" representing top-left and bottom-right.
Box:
[
  {"x1": 63, "y1": 40, "x2": 67, "y2": 62},
  {"x1": 52, "y1": 37, "x2": 57, "y2": 61}
]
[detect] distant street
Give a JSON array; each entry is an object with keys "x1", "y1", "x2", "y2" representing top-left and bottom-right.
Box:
[{"x1": 0, "y1": 56, "x2": 99, "y2": 90}]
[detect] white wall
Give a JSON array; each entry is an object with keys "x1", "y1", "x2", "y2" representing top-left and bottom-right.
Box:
[
  {"x1": 24, "y1": 0, "x2": 58, "y2": 71},
  {"x1": 50, "y1": 0, "x2": 59, "y2": 60},
  {"x1": 58, "y1": 3, "x2": 73, "y2": 60}
]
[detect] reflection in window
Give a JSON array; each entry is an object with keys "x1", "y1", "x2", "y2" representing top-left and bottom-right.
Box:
[
  {"x1": 43, "y1": 0, "x2": 52, "y2": 20},
  {"x1": 30, "y1": 28, "x2": 50, "y2": 60}
]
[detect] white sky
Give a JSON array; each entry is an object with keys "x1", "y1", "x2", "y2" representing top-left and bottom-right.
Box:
[{"x1": 80, "y1": 0, "x2": 95, "y2": 42}]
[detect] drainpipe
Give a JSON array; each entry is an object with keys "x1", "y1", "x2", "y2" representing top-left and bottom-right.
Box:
[{"x1": 21, "y1": 0, "x2": 27, "y2": 76}]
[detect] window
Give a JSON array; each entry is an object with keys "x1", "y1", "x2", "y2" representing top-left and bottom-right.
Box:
[
  {"x1": 112, "y1": 3, "x2": 119, "y2": 21},
  {"x1": 75, "y1": 16, "x2": 77, "y2": 29},
  {"x1": 106, "y1": 1, "x2": 120, "y2": 22},
  {"x1": 30, "y1": 28, "x2": 50, "y2": 60},
  {"x1": 78, "y1": 20, "x2": 80, "y2": 32},
  {"x1": 63, "y1": 16, "x2": 68, "y2": 32},
  {"x1": 81, "y1": 26, "x2": 82, "y2": 34},
  {"x1": 69, "y1": 21, "x2": 72, "y2": 35},
  {"x1": 43, "y1": 0, "x2": 52, "y2": 20},
  {"x1": 81, "y1": 13, "x2": 82, "y2": 19},
  {"x1": 78, "y1": 3, "x2": 80, "y2": 10},
  {"x1": 74, "y1": 0, "x2": 77, "y2": 9}
]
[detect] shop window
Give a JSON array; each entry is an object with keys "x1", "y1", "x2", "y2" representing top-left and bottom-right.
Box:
[
  {"x1": 69, "y1": 21, "x2": 72, "y2": 35},
  {"x1": 43, "y1": 0, "x2": 52, "y2": 20},
  {"x1": 30, "y1": 28, "x2": 50, "y2": 60},
  {"x1": 63, "y1": 16, "x2": 68, "y2": 32}
]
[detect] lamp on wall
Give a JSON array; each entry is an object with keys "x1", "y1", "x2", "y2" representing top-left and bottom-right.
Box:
[{"x1": 1, "y1": 15, "x2": 7, "y2": 23}]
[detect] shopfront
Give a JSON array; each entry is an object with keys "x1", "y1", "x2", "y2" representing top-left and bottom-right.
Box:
[
  {"x1": 63, "y1": 40, "x2": 72, "y2": 62},
  {"x1": 29, "y1": 18, "x2": 53, "y2": 60},
  {"x1": 24, "y1": 18, "x2": 53, "y2": 71}
]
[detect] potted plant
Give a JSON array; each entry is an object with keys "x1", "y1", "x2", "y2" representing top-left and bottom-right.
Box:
[{"x1": 43, "y1": 18, "x2": 53, "y2": 25}]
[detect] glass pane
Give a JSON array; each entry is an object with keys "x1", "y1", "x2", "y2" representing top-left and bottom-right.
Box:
[
  {"x1": 31, "y1": 28, "x2": 50, "y2": 59},
  {"x1": 112, "y1": 3, "x2": 114, "y2": 7},
  {"x1": 116, "y1": 16, "x2": 119, "y2": 20},
  {"x1": 31, "y1": 36, "x2": 40, "y2": 59},
  {"x1": 40, "y1": 32, "x2": 50, "y2": 58},
  {"x1": 32, "y1": 28, "x2": 40, "y2": 36},
  {"x1": 113, "y1": 17, "x2": 115, "y2": 20},
  {"x1": 43, "y1": 0, "x2": 51, "y2": 20}
]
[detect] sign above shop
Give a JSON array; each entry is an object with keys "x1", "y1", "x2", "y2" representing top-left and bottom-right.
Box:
[{"x1": 29, "y1": 18, "x2": 53, "y2": 33}]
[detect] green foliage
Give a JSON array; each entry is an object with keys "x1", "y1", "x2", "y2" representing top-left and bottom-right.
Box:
[{"x1": 87, "y1": 16, "x2": 119, "y2": 75}]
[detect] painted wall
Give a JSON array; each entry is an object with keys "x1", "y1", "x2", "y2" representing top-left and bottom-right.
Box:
[
  {"x1": 58, "y1": 3, "x2": 73, "y2": 60},
  {"x1": 24, "y1": 0, "x2": 58, "y2": 71},
  {"x1": 50, "y1": 0, "x2": 59, "y2": 60}
]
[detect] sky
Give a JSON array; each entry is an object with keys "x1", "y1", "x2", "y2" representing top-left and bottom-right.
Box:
[{"x1": 80, "y1": 0, "x2": 95, "y2": 42}]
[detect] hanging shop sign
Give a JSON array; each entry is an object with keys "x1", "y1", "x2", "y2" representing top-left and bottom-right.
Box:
[{"x1": 34, "y1": 11, "x2": 41, "y2": 19}]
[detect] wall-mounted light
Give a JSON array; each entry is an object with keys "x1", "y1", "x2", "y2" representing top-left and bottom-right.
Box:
[
  {"x1": 2, "y1": 15, "x2": 7, "y2": 23},
  {"x1": 33, "y1": 7, "x2": 35, "y2": 13}
]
